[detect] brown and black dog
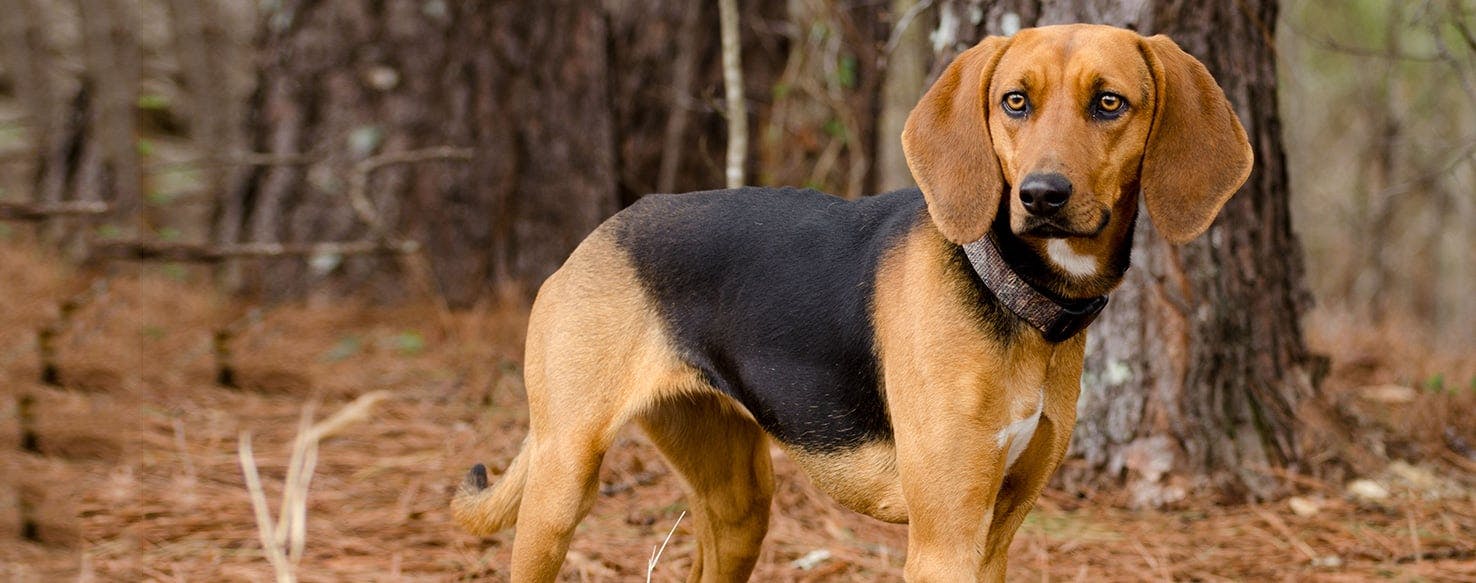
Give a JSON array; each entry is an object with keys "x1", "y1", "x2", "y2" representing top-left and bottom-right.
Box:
[{"x1": 452, "y1": 24, "x2": 1251, "y2": 582}]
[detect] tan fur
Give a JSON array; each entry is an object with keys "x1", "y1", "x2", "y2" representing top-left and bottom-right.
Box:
[
  {"x1": 450, "y1": 437, "x2": 529, "y2": 536},
  {"x1": 784, "y1": 441, "x2": 908, "y2": 523},
  {"x1": 638, "y1": 394, "x2": 775, "y2": 581},
  {"x1": 1138, "y1": 35, "x2": 1255, "y2": 243},
  {"x1": 451, "y1": 221, "x2": 712, "y2": 581},
  {"x1": 454, "y1": 23, "x2": 1250, "y2": 583}
]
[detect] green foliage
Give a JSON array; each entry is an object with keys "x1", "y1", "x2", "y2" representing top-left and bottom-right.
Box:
[
  {"x1": 160, "y1": 263, "x2": 189, "y2": 281},
  {"x1": 136, "y1": 138, "x2": 156, "y2": 157},
  {"x1": 323, "y1": 335, "x2": 363, "y2": 362},
  {"x1": 836, "y1": 55, "x2": 858, "y2": 89},
  {"x1": 384, "y1": 331, "x2": 426, "y2": 356},
  {"x1": 157, "y1": 226, "x2": 182, "y2": 241},
  {"x1": 822, "y1": 118, "x2": 848, "y2": 142},
  {"x1": 137, "y1": 93, "x2": 171, "y2": 111},
  {"x1": 1422, "y1": 372, "x2": 1446, "y2": 393},
  {"x1": 95, "y1": 224, "x2": 123, "y2": 239}
]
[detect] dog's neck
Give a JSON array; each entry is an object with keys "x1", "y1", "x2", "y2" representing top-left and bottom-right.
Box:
[
  {"x1": 961, "y1": 197, "x2": 1138, "y2": 342},
  {"x1": 962, "y1": 235, "x2": 1107, "y2": 342}
]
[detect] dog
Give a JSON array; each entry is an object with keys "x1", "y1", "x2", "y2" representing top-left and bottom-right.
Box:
[{"x1": 452, "y1": 23, "x2": 1251, "y2": 582}]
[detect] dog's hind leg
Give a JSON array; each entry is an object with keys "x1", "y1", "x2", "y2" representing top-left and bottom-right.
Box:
[
  {"x1": 638, "y1": 392, "x2": 774, "y2": 583},
  {"x1": 473, "y1": 224, "x2": 696, "y2": 581}
]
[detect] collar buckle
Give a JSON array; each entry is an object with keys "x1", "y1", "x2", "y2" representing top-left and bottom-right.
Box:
[{"x1": 1040, "y1": 295, "x2": 1107, "y2": 342}]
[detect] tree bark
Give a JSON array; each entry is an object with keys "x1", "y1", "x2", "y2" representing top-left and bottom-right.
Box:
[
  {"x1": 231, "y1": 0, "x2": 620, "y2": 304},
  {"x1": 876, "y1": 0, "x2": 933, "y2": 192},
  {"x1": 232, "y1": 1, "x2": 791, "y2": 304},
  {"x1": 933, "y1": 0, "x2": 1316, "y2": 505}
]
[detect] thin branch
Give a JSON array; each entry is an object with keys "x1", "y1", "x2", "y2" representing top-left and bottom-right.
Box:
[
  {"x1": 238, "y1": 433, "x2": 295, "y2": 583},
  {"x1": 346, "y1": 146, "x2": 473, "y2": 235},
  {"x1": 1280, "y1": 17, "x2": 1444, "y2": 62},
  {"x1": 718, "y1": 0, "x2": 748, "y2": 188},
  {"x1": 0, "y1": 201, "x2": 112, "y2": 222},
  {"x1": 144, "y1": 151, "x2": 322, "y2": 172},
  {"x1": 236, "y1": 392, "x2": 388, "y2": 582},
  {"x1": 646, "y1": 510, "x2": 687, "y2": 583},
  {"x1": 884, "y1": 0, "x2": 935, "y2": 58},
  {"x1": 90, "y1": 239, "x2": 421, "y2": 264}
]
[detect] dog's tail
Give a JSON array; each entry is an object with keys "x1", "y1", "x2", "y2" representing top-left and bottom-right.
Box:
[{"x1": 451, "y1": 439, "x2": 531, "y2": 536}]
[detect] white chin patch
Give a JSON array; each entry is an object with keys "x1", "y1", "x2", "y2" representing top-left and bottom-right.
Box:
[{"x1": 1046, "y1": 239, "x2": 1098, "y2": 278}]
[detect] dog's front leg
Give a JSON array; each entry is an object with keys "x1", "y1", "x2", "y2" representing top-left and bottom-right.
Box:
[
  {"x1": 892, "y1": 382, "x2": 1014, "y2": 582},
  {"x1": 978, "y1": 336, "x2": 1085, "y2": 581}
]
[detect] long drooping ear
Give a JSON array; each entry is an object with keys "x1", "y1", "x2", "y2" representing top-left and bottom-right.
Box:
[
  {"x1": 902, "y1": 36, "x2": 1010, "y2": 245},
  {"x1": 1138, "y1": 35, "x2": 1254, "y2": 244}
]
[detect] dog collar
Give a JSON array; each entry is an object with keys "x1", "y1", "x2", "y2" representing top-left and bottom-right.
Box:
[{"x1": 961, "y1": 236, "x2": 1108, "y2": 343}]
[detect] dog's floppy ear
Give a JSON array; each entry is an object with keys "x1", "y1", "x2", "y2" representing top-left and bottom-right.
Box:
[
  {"x1": 903, "y1": 36, "x2": 1011, "y2": 245},
  {"x1": 1138, "y1": 35, "x2": 1254, "y2": 244}
]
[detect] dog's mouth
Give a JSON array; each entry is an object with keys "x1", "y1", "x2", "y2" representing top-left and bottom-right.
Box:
[{"x1": 1018, "y1": 210, "x2": 1110, "y2": 239}]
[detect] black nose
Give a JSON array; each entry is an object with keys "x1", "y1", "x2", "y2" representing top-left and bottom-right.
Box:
[{"x1": 1019, "y1": 173, "x2": 1072, "y2": 217}]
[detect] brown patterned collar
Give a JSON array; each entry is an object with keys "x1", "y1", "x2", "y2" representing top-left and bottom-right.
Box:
[{"x1": 961, "y1": 235, "x2": 1108, "y2": 343}]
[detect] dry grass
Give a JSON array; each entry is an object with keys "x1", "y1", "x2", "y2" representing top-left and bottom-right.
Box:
[{"x1": 1, "y1": 240, "x2": 1473, "y2": 581}]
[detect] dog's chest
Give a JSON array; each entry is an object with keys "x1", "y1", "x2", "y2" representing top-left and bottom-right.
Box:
[{"x1": 997, "y1": 390, "x2": 1045, "y2": 470}]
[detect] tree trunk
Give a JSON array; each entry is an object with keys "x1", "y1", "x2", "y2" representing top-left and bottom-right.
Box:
[
  {"x1": 0, "y1": 0, "x2": 142, "y2": 253},
  {"x1": 232, "y1": 0, "x2": 792, "y2": 304},
  {"x1": 876, "y1": 0, "x2": 932, "y2": 192},
  {"x1": 228, "y1": 0, "x2": 616, "y2": 304},
  {"x1": 935, "y1": 0, "x2": 1316, "y2": 505}
]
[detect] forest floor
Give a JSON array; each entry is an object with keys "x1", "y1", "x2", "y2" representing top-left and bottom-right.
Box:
[{"x1": 1, "y1": 240, "x2": 1475, "y2": 582}]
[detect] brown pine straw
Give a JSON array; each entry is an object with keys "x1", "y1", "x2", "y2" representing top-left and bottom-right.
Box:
[{"x1": 1, "y1": 241, "x2": 1474, "y2": 581}]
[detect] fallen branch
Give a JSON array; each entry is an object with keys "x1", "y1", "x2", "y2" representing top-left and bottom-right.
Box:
[
  {"x1": 646, "y1": 510, "x2": 686, "y2": 583},
  {"x1": 238, "y1": 391, "x2": 391, "y2": 583},
  {"x1": 144, "y1": 151, "x2": 321, "y2": 172},
  {"x1": 0, "y1": 201, "x2": 111, "y2": 221},
  {"x1": 91, "y1": 239, "x2": 420, "y2": 264}
]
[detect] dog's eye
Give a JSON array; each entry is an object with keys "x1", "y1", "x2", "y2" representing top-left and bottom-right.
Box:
[
  {"x1": 1001, "y1": 92, "x2": 1029, "y2": 117},
  {"x1": 1093, "y1": 93, "x2": 1127, "y2": 118}
]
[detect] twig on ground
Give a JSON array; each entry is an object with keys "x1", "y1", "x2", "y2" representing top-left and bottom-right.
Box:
[
  {"x1": 239, "y1": 432, "x2": 294, "y2": 583},
  {"x1": 237, "y1": 391, "x2": 392, "y2": 582},
  {"x1": 1250, "y1": 504, "x2": 1321, "y2": 562},
  {"x1": 647, "y1": 510, "x2": 687, "y2": 583}
]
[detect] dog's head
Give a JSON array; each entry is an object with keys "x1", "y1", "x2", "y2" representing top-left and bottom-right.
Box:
[{"x1": 902, "y1": 24, "x2": 1252, "y2": 246}]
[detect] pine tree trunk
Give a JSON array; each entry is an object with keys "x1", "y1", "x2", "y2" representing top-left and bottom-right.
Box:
[
  {"x1": 935, "y1": 0, "x2": 1316, "y2": 505},
  {"x1": 232, "y1": 1, "x2": 789, "y2": 304},
  {"x1": 231, "y1": 0, "x2": 620, "y2": 304}
]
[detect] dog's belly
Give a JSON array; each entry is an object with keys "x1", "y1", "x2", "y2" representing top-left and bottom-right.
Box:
[{"x1": 783, "y1": 441, "x2": 908, "y2": 523}]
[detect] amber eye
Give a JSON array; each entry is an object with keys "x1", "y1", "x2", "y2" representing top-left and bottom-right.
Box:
[
  {"x1": 1002, "y1": 91, "x2": 1029, "y2": 117},
  {"x1": 1093, "y1": 92, "x2": 1127, "y2": 118}
]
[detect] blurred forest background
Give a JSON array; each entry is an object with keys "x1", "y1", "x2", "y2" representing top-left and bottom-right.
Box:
[
  {"x1": 1, "y1": 0, "x2": 1471, "y2": 326},
  {"x1": 2, "y1": 0, "x2": 1476, "y2": 580}
]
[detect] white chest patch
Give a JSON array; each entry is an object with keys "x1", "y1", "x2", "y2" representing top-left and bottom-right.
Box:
[
  {"x1": 997, "y1": 396, "x2": 1044, "y2": 471},
  {"x1": 1046, "y1": 239, "x2": 1098, "y2": 278}
]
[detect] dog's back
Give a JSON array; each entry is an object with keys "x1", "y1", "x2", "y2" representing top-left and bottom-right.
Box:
[{"x1": 613, "y1": 187, "x2": 922, "y2": 450}]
